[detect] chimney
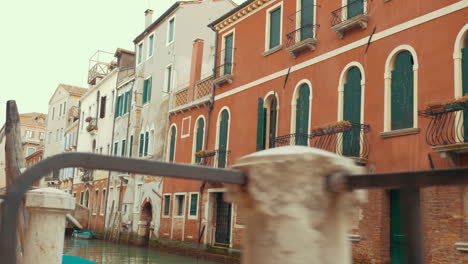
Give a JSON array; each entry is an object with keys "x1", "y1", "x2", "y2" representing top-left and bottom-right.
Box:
[
  {"x1": 187, "y1": 39, "x2": 204, "y2": 102},
  {"x1": 145, "y1": 9, "x2": 153, "y2": 28}
]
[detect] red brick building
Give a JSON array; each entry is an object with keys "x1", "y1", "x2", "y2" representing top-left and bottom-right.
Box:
[{"x1": 164, "y1": 0, "x2": 468, "y2": 263}]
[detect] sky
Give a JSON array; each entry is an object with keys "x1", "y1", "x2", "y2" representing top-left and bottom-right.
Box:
[{"x1": 0, "y1": 0, "x2": 242, "y2": 125}]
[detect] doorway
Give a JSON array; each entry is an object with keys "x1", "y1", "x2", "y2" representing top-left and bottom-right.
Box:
[
  {"x1": 140, "y1": 202, "x2": 153, "y2": 244},
  {"x1": 214, "y1": 192, "x2": 232, "y2": 246}
]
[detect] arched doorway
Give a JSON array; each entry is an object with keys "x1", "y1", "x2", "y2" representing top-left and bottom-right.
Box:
[{"x1": 139, "y1": 201, "x2": 153, "y2": 244}]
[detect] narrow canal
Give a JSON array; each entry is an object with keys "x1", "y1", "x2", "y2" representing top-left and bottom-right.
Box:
[{"x1": 63, "y1": 238, "x2": 220, "y2": 264}]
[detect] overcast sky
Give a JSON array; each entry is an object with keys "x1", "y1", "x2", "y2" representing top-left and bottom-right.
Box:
[{"x1": 0, "y1": 0, "x2": 241, "y2": 125}]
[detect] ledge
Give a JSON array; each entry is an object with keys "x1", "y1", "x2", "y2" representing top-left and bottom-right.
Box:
[
  {"x1": 455, "y1": 242, "x2": 468, "y2": 252},
  {"x1": 432, "y1": 143, "x2": 468, "y2": 154},
  {"x1": 286, "y1": 38, "x2": 316, "y2": 58},
  {"x1": 331, "y1": 14, "x2": 369, "y2": 39},
  {"x1": 213, "y1": 74, "x2": 233, "y2": 87},
  {"x1": 262, "y1": 45, "x2": 283, "y2": 57},
  {"x1": 380, "y1": 128, "x2": 420, "y2": 138},
  {"x1": 169, "y1": 95, "x2": 210, "y2": 115}
]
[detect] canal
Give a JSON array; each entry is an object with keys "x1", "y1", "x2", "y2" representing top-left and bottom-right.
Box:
[{"x1": 63, "y1": 238, "x2": 221, "y2": 264}]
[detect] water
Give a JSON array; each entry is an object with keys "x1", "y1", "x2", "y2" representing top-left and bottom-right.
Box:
[{"x1": 63, "y1": 238, "x2": 220, "y2": 264}]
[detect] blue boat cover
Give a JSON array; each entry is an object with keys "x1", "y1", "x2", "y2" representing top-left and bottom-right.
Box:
[{"x1": 62, "y1": 254, "x2": 97, "y2": 264}]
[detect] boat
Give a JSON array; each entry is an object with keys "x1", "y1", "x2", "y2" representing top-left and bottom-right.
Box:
[
  {"x1": 62, "y1": 254, "x2": 97, "y2": 264},
  {"x1": 72, "y1": 230, "x2": 94, "y2": 240}
]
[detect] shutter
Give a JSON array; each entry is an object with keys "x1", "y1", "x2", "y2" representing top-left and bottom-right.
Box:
[
  {"x1": 147, "y1": 77, "x2": 152, "y2": 101},
  {"x1": 347, "y1": 0, "x2": 364, "y2": 19},
  {"x1": 115, "y1": 96, "x2": 120, "y2": 117},
  {"x1": 195, "y1": 118, "x2": 205, "y2": 163},
  {"x1": 123, "y1": 92, "x2": 129, "y2": 114},
  {"x1": 121, "y1": 139, "x2": 126, "y2": 157},
  {"x1": 256, "y1": 98, "x2": 266, "y2": 151},
  {"x1": 295, "y1": 84, "x2": 310, "y2": 146},
  {"x1": 100, "y1": 96, "x2": 106, "y2": 118},
  {"x1": 300, "y1": 0, "x2": 314, "y2": 40},
  {"x1": 144, "y1": 131, "x2": 149, "y2": 156},
  {"x1": 224, "y1": 34, "x2": 234, "y2": 75},
  {"x1": 190, "y1": 194, "x2": 198, "y2": 216},
  {"x1": 129, "y1": 135, "x2": 133, "y2": 157},
  {"x1": 114, "y1": 142, "x2": 118, "y2": 156},
  {"x1": 343, "y1": 67, "x2": 362, "y2": 157},
  {"x1": 269, "y1": 8, "x2": 281, "y2": 49},
  {"x1": 143, "y1": 79, "x2": 148, "y2": 104},
  {"x1": 218, "y1": 110, "x2": 229, "y2": 168},
  {"x1": 169, "y1": 126, "x2": 176, "y2": 162},
  {"x1": 139, "y1": 133, "x2": 144, "y2": 157},
  {"x1": 270, "y1": 97, "x2": 277, "y2": 148},
  {"x1": 391, "y1": 51, "x2": 414, "y2": 130},
  {"x1": 462, "y1": 45, "x2": 468, "y2": 142}
]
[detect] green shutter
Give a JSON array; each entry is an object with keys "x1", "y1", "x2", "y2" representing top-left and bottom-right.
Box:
[
  {"x1": 300, "y1": 0, "x2": 314, "y2": 40},
  {"x1": 462, "y1": 43, "x2": 468, "y2": 142},
  {"x1": 347, "y1": 0, "x2": 364, "y2": 19},
  {"x1": 391, "y1": 51, "x2": 414, "y2": 130},
  {"x1": 147, "y1": 77, "x2": 152, "y2": 101},
  {"x1": 144, "y1": 131, "x2": 149, "y2": 156},
  {"x1": 224, "y1": 34, "x2": 234, "y2": 75},
  {"x1": 195, "y1": 118, "x2": 205, "y2": 163},
  {"x1": 129, "y1": 135, "x2": 133, "y2": 157},
  {"x1": 123, "y1": 92, "x2": 129, "y2": 114},
  {"x1": 269, "y1": 8, "x2": 281, "y2": 49},
  {"x1": 218, "y1": 110, "x2": 229, "y2": 168},
  {"x1": 167, "y1": 67, "x2": 172, "y2": 92},
  {"x1": 143, "y1": 79, "x2": 148, "y2": 104},
  {"x1": 343, "y1": 67, "x2": 362, "y2": 157},
  {"x1": 189, "y1": 194, "x2": 198, "y2": 216},
  {"x1": 269, "y1": 97, "x2": 278, "y2": 148},
  {"x1": 169, "y1": 126, "x2": 176, "y2": 162},
  {"x1": 256, "y1": 98, "x2": 266, "y2": 151},
  {"x1": 139, "y1": 133, "x2": 144, "y2": 157},
  {"x1": 121, "y1": 139, "x2": 126, "y2": 157},
  {"x1": 295, "y1": 84, "x2": 310, "y2": 146},
  {"x1": 115, "y1": 96, "x2": 121, "y2": 117}
]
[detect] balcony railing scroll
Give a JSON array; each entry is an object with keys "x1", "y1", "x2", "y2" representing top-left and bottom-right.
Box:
[
  {"x1": 195, "y1": 149, "x2": 230, "y2": 168},
  {"x1": 274, "y1": 121, "x2": 370, "y2": 161},
  {"x1": 418, "y1": 99, "x2": 468, "y2": 146},
  {"x1": 331, "y1": 0, "x2": 367, "y2": 27}
]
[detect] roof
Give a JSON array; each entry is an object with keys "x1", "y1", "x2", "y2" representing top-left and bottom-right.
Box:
[
  {"x1": 114, "y1": 48, "x2": 135, "y2": 57},
  {"x1": 133, "y1": 2, "x2": 181, "y2": 44},
  {"x1": 59, "y1": 84, "x2": 87, "y2": 96},
  {"x1": 19, "y1": 113, "x2": 47, "y2": 128},
  {"x1": 207, "y1": 0, "x2": 254, "y2": 29}
]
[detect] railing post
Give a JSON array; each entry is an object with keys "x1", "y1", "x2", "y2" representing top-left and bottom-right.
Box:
[
  {"x1": 23, "y1": 188, "x2": 75, "y2": 264},
  {"x1": 227, "y1": 146, "x2": 366, "y2": 264}
]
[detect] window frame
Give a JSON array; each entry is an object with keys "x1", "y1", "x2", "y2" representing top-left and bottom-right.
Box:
[
  {"x1": 173, "y1": 193, "x2": 186, "y2": 218},
  {"x1": 264, "y1": 2, "x2": 283, "y2": 52},
  {"x1": 191, "y1": 115, "x2": 206, "y2": 164},
  {"x1": 163, "y1": 194, "x2": 171, "y2": 217},
  {"x1": 181, "y1": 116, "x2": 191, "y2": 138},
  {"x1": 166, "y1": 16, "x2": 176, "y2": 46},
  {"x1": 148, "y1": 33, "x2": 155, "y2": 58},
  {"x1": 137, "y1": 41, "x2": 144, "y2": 65},
  {"x1": 220, "y1": 29, "x2": 235, "y2": 76},
  {"x1": 188, "y1": 192, "x2": 199, "y2": 219}
]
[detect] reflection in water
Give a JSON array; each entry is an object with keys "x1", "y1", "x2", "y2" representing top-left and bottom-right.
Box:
[{"x1": 63, "y1": 238, "x2": 219, "y2": 264}]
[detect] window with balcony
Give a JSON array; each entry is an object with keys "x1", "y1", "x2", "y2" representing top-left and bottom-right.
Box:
[
  {"x1": 295, "y1": 84, "x2": 311, "y2": 145},
  {"x1": 285, "y1": 0, "x2": 316, "y2": 57},
  {"x1": 143, "y1": 77, "x2": 152, "y2": 104},
  {"x1": 331, "y1": 0, "x2": 368, "y2": 38},
  {"x1": 214, "y1": 32, "x2": 235, "y2": 87}
]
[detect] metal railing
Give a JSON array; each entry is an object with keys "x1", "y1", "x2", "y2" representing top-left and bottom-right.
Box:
[
  {"x1": 285, "y1": 24, "x2": 317, "y2": 48},
  {"x1": 418, "y1": 101, "x2": 468, "y2": 146},
  {"x1": 274, "y1": 122, "x2": 370, "y2": 160},
  {"x1": 331, "y1": 0, "x2": 367, "y2": 26},
  {"x1": 195, "y1": 149, "x2": 230, "y2": 168},
  {"x1": 195, "y1": 76, "x2": 213, "y2": 99},
  {"x1": 215, "y1": 63, "x2": 235, "y2": 79}
]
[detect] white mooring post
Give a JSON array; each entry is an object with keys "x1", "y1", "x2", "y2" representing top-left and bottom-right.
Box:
[
  {"x1": 227, "y1": 146, "x2": 366, "y2": 264},
  {"x1": 23, "y1": 188, "x2": 75, "y2": 264}
]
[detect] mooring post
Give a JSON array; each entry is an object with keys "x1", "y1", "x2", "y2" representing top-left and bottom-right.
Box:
[
  {"x1": 23, "y1": 188, "x2": 75, "y2": 264},
  {"x1": 227, "y1": 146, "x2": 366, "y2": 264}
]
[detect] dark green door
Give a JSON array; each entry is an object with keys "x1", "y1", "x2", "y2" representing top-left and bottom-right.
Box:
[
  {"x1": 390, "y1": 190, "x2": 406, "y2": 264},
  {"x1": 343, "y1": 67, "x2": 361, "y2": 157},
  {"x1": 195, "y1": 118, "x2": 204, "y2": 163},
  {"x1": 169, "y1": 126, "x2": 176, "y2": 162},
  {"x1": 300, "y1": 0, "x2": 314, "y2": 40},
  {"x1": 214, "y1": 192, "x2": 232, "y2": 245},
  {"x1": 223, "y1": 34, "x2": 234, "y2": 75},
  {"x1": 218, "y1": 110, "x2": 229, "y2": 168},
  {"x1": 256, "y1": 98, "x2": 267, "y2": 151},
  {"x1": 391, "y1": 51, "x2": 414, "y2": 130},
  {"x1": 462, "y1": 36, "x2": 468, "y2": 142},
  {"x1": 347, "y1": 0, "x2": 364, "y2": 19},
  {"x1": 295, "y1": 84, "x2": 310, "y2": 146}
]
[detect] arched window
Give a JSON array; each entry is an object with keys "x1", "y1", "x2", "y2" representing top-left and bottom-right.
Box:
[
  {"x1": 295, "y1": 83, "x2": 310, "y2": 145},
  {"x1": 256, "y1": 93, "x2": 279, "y2": 151},
  {"x1": 217, "y1": 109, "x2": 230, "y2": 168},
  {"x1": 194, "y1": 117, "x2": 205, "y2": 164},
  {"x1": 342, "y1": 66, "x2": 362, "y2": 156},
  {"x1": 391, "y1": 51, "x2": 414, "y2": 130},
  {"x1": 168, "y1": 125, "x2": 176, "y2": 163}
]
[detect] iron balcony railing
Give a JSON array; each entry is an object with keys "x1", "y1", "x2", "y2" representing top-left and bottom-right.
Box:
[
  {"x1": 331, "y1": 0, "x2": 367, "y2": 27},
  {"x1": 195, "y1": 149, "x2": 230, "y2": 168},
  {"x1": 418, "y1": 100, "x2": 468, "y2": 146},
  {"x1": 285, "y1": 24, "x2": 317, "y2": 48},
  {"x1": 274, "y1": 122, "x2": 370, "y2": 160}
]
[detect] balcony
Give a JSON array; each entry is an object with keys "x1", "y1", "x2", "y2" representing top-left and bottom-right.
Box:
[
  {"x1": 174, "y1": 87, "x2": 189, "y2": 108},
  {"x1": 285, "y1": 24, "x2": 317, "y2": 58},
  {"x1": 195, "y1": 149, "x2": 230, "y2": 168},
  {"x1": 213, "y1": 63, "x2": 234, "y2": 87},
  {"x1": 418, "y1": 99, "x2": 468, "y2": 156},
  {"x1": 169, "y1": 76, "x2": 213, "y2": 114},
  {"x1": 274, "y1": 121, "x2": 370, "y2": 164},
  {"x1": 80, "y1": 169, "x2": 93, "y2": 183},
  {"x1": 331, "y1": 0, "x2": 368, "y2": 39},
  {"x1": 85, "y1": 117, "x2": 97, "y2": 135},
  {"x1": 88, "y1": 50, "x2": 116, "y2": 85}
]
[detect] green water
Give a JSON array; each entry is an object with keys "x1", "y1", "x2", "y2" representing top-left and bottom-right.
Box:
[{"x1": 63, "y1": 238, "x2": 220, "y2": 264}]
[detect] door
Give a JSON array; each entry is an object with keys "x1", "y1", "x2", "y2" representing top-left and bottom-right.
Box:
[
  {"x1": 295, "y1": 84, "x2": 310, "y2": 146},
  {"x1": 347, "y1": 0, "x2": 364, "y2": 19},
  {"x1": 300, "y1": 0, "x2": 314, "y2": 40},
  {"x1": 390, "y1": 190, "x2": 406, "y2": 264},
  {"x1": 343, "y1": 67, "x2": 361, "y2": 157},
  {"x1": 214, "y1": 192, "x2": 232, "y2": 245},
  {"x1": 462, "y1": 36, "x2": 468, "y2": 142},
  {"x1": 218, "y1": 110, "x2": 229, "y2": 168}
]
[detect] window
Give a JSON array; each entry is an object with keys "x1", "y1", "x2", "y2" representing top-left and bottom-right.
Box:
[
  {"x1": 390, "y1": 51, "x2": 414, "y2": 130},
  {"x1": 27, "y1": 147, "x2": 36, "y2": 156},
  {"x1": 293, "y1": 83, "x2": 311, "y2": 146},
  {"x1": 139, "y1": 133, "x2": 144, "y2": 157},
  {"x1": 80, "y1": 191, "x2": 84, "y2": 205},
  {"x1": 143, "y1": 77, "x2": 152, "y2": 104},
  {"x1": 174, "y1": 194, "x2": 185, "y2": 217},
  {"x1": 114, "y1": 142, "x2": 118, "y2": 156},
  {"x1": 163, "y1": 194, "x2": 171, "y2": 216},
  {"x1": 52, "y1": 107, "x2": 55, "y2": 120},
  {"x1": 129, "y1": 135, "x2": 134, "y2": 157},
  {"x1": 73, "y1": 192, "x2": 77, "y2": 198},
  {"x1": 299, "y1": 0, "x2": 314, "y2": 40},
  {"x1": 167, "y1": 18, "x2": 175, "y2": 44},
  {"x1": 189, "y1": 193, "x2": 198, "y2": 217},
  {"x1": 121, "y1": 139, "x2": 126, "y2": 157},
  {"x1": 223, "y1": 34, "x2": 234, "y2": 75},
  {"x1": 85, "y1": 190, "x2": 90, "y2": 208},
  {"x1": 267, "y1": 5, "x2": 282, "y2": 50},
  {"x1": 100, "y1": 189, "x2": 106, "y2": 214},
  {"x1": 164, "y1": 66, "x2": 173, "y2": 93},
  {"x1": 124, "y1": 91, "x2": 130, "y2": 114},
  {"x1": 346, "y1": 0, "x2": 364, "y2": 20},
  {"x1": 59, "y1": 104, "x2": 62, "y2": 117},
  {"x1": 194, "y1": 117, "x2": 205, "y2": 164},
  {"x1": 25, "y1": 130, "x2": 33, "y2": 138},
  {"x1": 168, "y1": 126, "x2": 176, "y2": 162},
  {"x1": 60, "y1": 128, "x2": 63, "y2": 141},
  {"x1": 144, "y1": 131, "x2": 149, "y2": 156},
  {"x1": 100, "y1": 96, "x2": 106, "y2": 118},
  {"x1": 257, "y1": 94, "x2": 278, "y2": 151},
  {"x1": 94, "y1": 190, "x2": 99, "y2": 213},
  {"x1": 217, "y1": 109, "x2": 230, "y2": 168},
  {"x1": 63, "y1": 102, "x2": 67, "y2": 115},
  {"x1": 137, "y1": 43, "x2": 143, "y2": 64},
  {"x1": 150, "y1": 130, "x2": 155, "y2": 154},
  {"x1": 115, "y1": 95, "x2": 122, "y2": 117},
  {"x1": 39, "y1": 132, "x2": 45, "y2": 140},
  {"x1": 148, "y1": 34, "x2": 154, "y2": 57}
]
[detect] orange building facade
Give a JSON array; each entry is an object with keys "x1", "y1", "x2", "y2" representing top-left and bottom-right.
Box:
[{"x1": 164, "y1": 0, "x2": 468, "y2": 263}]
